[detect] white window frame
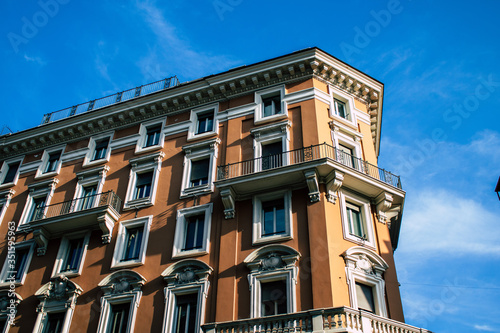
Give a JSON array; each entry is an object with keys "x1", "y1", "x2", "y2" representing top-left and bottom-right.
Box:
[
  {"x1": 97, "y1": 270, "x2": 145, "y2": 333},
  {"x1": 111, "y1": 216, "x2": 152, "y2": 269},
  {"x1": 83, "y1": 132, "x2": 114, "y2": 167},
  {"x1": 33, "y1": 276, "x2": 82, "y2": 333},
  {"x1": 0, "y1": 291, "x2": 21, "y2": 332},
  {"x1": 187, "y1": 104, "x2": 219, "y2": 141},
  {"x1": 254, "y1": 85, "x2": 287, "y2": 124},
  {"x1": 251, "y1": 120, "x2": 291, "y2": 172},
  {"x1": 35, "y1": 145, "x2": 65, "y2": 179},
  {"x1": 328, "y1": 86, "x2": 357, "y2": 126},
  {"x1": 51, "y1": 231, "x2": 90, "y2": 278},
  {"x1": 123, "y1": 152, "x2": 164, "y2": 210},
  {"x1": 244, "y1": 245, "x2": 300, "y2": 319},
  {"x1": 180, "y1": 138, "x2": 220, "y2": 198},
  {"x1": 343, "y1": 246, "x2": 388, "y2": 317},
  {"x1": 252, "y1": 190, "x2": 292, "y2": 245},
  {"x1": 339, "y1": 191, "x2": 376, "y2": 249},
  {"x1": 161, "y1": 260, "x2": 212, "y2": 333},
  {"x1": 0, "y1": 189, "x2": 15, "y2": 226},
  {"x1": 0, "y1": 157, "x2": 23, "y2": 189},
  {"x1": 18, "y1": 178, "x2": 58, "y2": 230},
  {"x1": 72, "y1": 166, "x2": 109, "y2": 211},
  {"x1": 135, "y1": 118, "x2": 166, "y2": 154},
  {"x1": 0, "y1": 240, "x2": 35, "y2": 287},
  {"x1": 172, "y1": 203, "x2": 212, "y2": 259}
]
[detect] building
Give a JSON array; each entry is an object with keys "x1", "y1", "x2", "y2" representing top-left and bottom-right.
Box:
[{"x1": 0, "y1": 48, "x2": 430, "y2": 333}]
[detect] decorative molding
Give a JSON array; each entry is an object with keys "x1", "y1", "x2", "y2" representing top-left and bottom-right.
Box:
[
  {"x1": 34, "y1": 227, "x2": 50, "y2": 256},
  {"x1": 325, "y1": 170, "x2": 344, "y2": 203},
  {"x1": 303, "y1": 169, "x2": 320, "y2": 202},
  {"x1": 220, "y1": 188, "x2": 235, "y2": 219},
  {"x1": 374, "y1": 192, "x2": 393, "y2": 224}
]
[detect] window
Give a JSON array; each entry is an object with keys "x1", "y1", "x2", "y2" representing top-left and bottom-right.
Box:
[
  {"x1": 18, "y1": 178, "x2": 58, "y2": 230},
  {"x1": 173, "y1": 204, "x2": 212, "y2": 258},
  {"x1": 36, "y1": 146, "x2": 65, "y2": 178},
  {"x1": 244, "y1": 245, "x2": 300, "y2": 318},
  {"x1": 161, "y1": 260, "x2": 212, "y2": 333},
  {"x1": 0, "y1": 240, "x2": 35, "y2": 286},
  {"x1": 343, "y1": 246, "x2": 389, "y2": 317},
  {"x1": 251, "y1": 120, "x2": 290, "y2": 173},
  {"x1": 0, "y1": 159, "x2": 21, "y2": 186},
  {"x1": 111, "y1": 216, "x2": 151, "y2": 269},
  {"x1": 340, "y1": 191, "x2": 375, "y2": 248},
  {"x1": 33, "y1": 276, "x2": 82, "y2": 333},
  {"x1": 0, "y1": 290, "x2": 21, "y2": 333},
  {"x1": 0, "y1": 189, "x2": 15, "y2": 226},
  {"x1": 261, "y1": 280, "x2": 287, "y2": 316},
  {"x1": 83, "y1": 133, "x2": 113, "y2": 167},
  {"x1": 52, "y1": 232, "x2": 90, "y2": 277},
  {"x1": 97, "y1": 270, "x2": 145, "y2": 333},
  {"x1": 188, "y1": 104, "x2": 219, "y2": 141},
  {"x1": 254, "y1": 86, "x2": 287, "y2": 124},
  {"x1": 180, "y1": 139, "x2": 219, "y2": 198},
  {"x1": 124, "y1": 152, "x2": 164, "y2": 210},
  {"x1": 252, "y1": 190, "x2": 292, "y2": 245},
  {"x1": 80, "y1": 185, "x2": 97, "y2": 210},
  {"x1": 135, "y1": 119, "x2": 165, "y2": 154},
  {"x1": 337, "y1": 144, "x2": 355, "y2": 168},
  {"x1": 333, "y1": 98, "x2": 349, "y2": 120},
  {"x1": 134, "y1": 172, "x2": 153, "y2": 199},
  {"x1": 73, "y1": 166, "x2": 109, "y2": 212},
  {"x1": 189, "y1": 159, "x2": 209, "y2": 187}
]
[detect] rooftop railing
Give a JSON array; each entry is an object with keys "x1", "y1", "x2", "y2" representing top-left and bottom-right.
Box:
[
  {"x1": 31, "y1": 190, "x2": 122, "y2": 221},
  {"x1": 217, "y1": 143, "x2": 402, "y2": 189},
  {"x1": 40, "y1": 76, "x2": 179, "y2": 125},
  {"x1": 203, "y1": 307, "x2": 431, "y2": 333}
]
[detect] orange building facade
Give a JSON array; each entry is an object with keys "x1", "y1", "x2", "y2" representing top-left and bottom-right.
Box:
[{"x1": 0, "y1": 48, "x2": 430, "y2": 333}]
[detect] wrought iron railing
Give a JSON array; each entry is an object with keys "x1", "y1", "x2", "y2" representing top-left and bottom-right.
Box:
[
  {"x1": 202, "y1": 307, "x2": 431, "y2": 333},
  {"x1": 217, "y1": 143, "x2": 402, "y2": 189},
  {"x1": 31, "y1": 190, "x2": 122, "y2": 221},
  {"x1": 40, "y1": 76, "x2": 179, "y2": 124}
]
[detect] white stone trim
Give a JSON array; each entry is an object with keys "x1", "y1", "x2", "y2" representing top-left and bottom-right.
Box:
[
  {"x1": 72, "y1": 166, "x2": 109, "y2": 211},
  {"x1": 251, "y1": 120, "x2": 291, "y2": 172},
  {"x1": 51, "y1": 231, "x2": 90, "y2": 278},
  {"x1": 134, "y1": 118, "x2": 166, "y2": 154},
  {"x1": 18, "y1": 178, "x2": 59, "y2": 230},
  {"x1": 0, "y1": 189, "x2": 15, "y2": 226},
  {"x1": 0, "y1": 240, "x2": 35, "y2": 286},
  {"x1": 343, "y1": 246, "x2": 388, "y2": 317},
  {"x1": 82, "y1": 131, "x2": 114, "y2": 168},
  {"x1": 123, "y1": 152, "x2": 164, "y2": 210},
  {"x1": 254, "y1": 85, "x2": 287, "y2": 125},
  {"x1": 252, "y1": 190, "x2": 292, "y2": 245},
  {"x1": 339, "y1": 191, "x2": 376, "y2": 249},
  {"x1": 187, "y1": 104, "x2": 219, "y2": 141},
  {"x1": 0, "y1": 157, "x2": 23, "y2": 190},
  {"x1": 110, "y1": 216, "x2": 152, "y2": 269},
  {"x1": 172, "y1": 203, "x2": 213, "y2": 259},
  {"x1": 180, "y1": 138, "x2": 220, "y2": 198},
  {"x1": 35, "y1": 145, "x2": 66, "y2": 180}
]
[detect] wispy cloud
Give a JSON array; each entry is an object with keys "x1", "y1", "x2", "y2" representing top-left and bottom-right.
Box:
[
  {"x1": 23, "y1": 54, "x2": 46, "y2": 66},
  {"x1": 134, "y1": 0, "x2": 240, "y2": 80},
  {"x1": 474, "y1": 325, "x2": 496, "y2": 332}
]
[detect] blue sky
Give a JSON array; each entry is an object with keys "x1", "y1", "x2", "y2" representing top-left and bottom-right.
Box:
[{"x1": 1, "y1": 0, "x2": 500, "y2": 331}]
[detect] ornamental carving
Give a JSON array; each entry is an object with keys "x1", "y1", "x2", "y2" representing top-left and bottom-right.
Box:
[{"x1": 260, "y1": 253, "x2": 284, "y2": 271}]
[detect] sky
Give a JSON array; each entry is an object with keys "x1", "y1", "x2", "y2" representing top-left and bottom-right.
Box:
[{"x1": 1, "y1": 0, "x2": 500, "y2": 331}]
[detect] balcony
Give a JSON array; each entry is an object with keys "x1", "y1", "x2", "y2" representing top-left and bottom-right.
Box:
[
  {"x1": 27, "y1": 191, "x2": 122, "y2": 255},
  {"x1": 202, "y1": 307, "x2": 432, "y2": 333}
]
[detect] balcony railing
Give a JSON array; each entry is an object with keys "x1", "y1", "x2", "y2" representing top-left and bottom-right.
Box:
[
  {"x1": 202, "y1": 307, "x2": 431, "y2": 333},
  {"x1": 32, "y1": 190, "x2": 122, "y2": 221},
  {"x1": 217, "y1": 143, "x2": 402, "y2": 189},
  {"x1": 41, "y1": 76, "x2": 179, "y2": 124}
]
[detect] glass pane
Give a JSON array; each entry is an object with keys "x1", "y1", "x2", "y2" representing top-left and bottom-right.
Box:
[
  {"x1": 262, "y1": 142, "x2": 282, "y2": 170},
  {"x1": 347, "y1": 205, "x2": 364, "y2": 238},
  {"x1": 123, "y1": 227, "x2": 143, "y2": 261},
  {"x1": 196, "y1": 112, "x2": 214, "y2": 134},
  {"x1": 109, "y1": 303, "x2": 130, "y2": 333},
  {"x1": 3, "y1": 162, "x2": 20, "y2": 184},
  {"x1": 30, "y1": 197, "x2": 46, "y2": 221},
  {"x1": 46, "y1": 152, "x2": 61, "y2": 173},
  {"x1": 184, "y1": 215, "x2": 204, "y2": 250},
  {"x1": 92, "y1": 139, "x2": 109, "y2": 160},
  {"x1": 44, "y1": 312, "x2": 65, "y2": 333},
  {"x1": 174, "y1": 294, "x2": 198, "y2": 333},
  {"x1": 190, "y1": 159, "x2": 209, "y2": 186},
  {"x1": 262, "y1": 199, "x2": 285, "y2": 236},
  {"x1": 80, "y1": 186, "x2": 97, "y2": 210},
  {"x1": 356, "y1": 282, "x2": 376, "y2": 313},
  {"x1": 61, "y1": 238, "x2": 84, "y2": 272},
  {"x1": 145, "y1": 125, "x2": 161, "y2": 147},
  {"x1": 135, "y1": 172, "x2": 153, "y2": 199},
  {"x1": 261, "y1": 280, "x2": 287, "y2": 316},
  {"x1": 14, "y1": 248, "x2": 29, "y2": 281}
]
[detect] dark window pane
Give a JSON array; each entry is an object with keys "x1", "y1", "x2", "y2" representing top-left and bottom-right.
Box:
[
  {"x1": 61, "y1": 238, "x2": 84, "y2": 272},
  {"x1": 43, "y1": 312, "x2": 65, "y2": 333},
  {"x1": 14, "y1": 248, "x2": 29, "y2": 281},
  {"x1": 145, "y1": 125, "x2": 161, "y2": 147},
  {"x1": 262, "y1": 199, "x2": 285, "y2": 236},
  {"x1": 174, "y1": 293, "x2": 198, "y2": 333},
  {"x1": 109, "y1": 303, "x2": 130, "y2": 333},
  {"x1": 196, "y1": 112, "x2": 214, "y2": 134},
  {"x1": 3, "y1": 161, "x2": 20, "y2": 184},
  {"x1": 262, "y1": 142, "x2": 282, "y2": 170},
  {"x1": 45, "y1": 152, "x2": 61, "y2": 173},
  {"x1": 190, "y1": 159, "x2": 209, "y2": 187},
  {"x1": 356, "y1": 282, "x2": 376, "y2": 313},
  {"x1": 80, "y1": 186, "x2": 97, "y2": 210},
  {"x1": 92, "y1": 139, "x2": 109, "y2": 161},
  {"x1": 183, "y1": 215, "x2": 205, "y2": 250},
  {"x1": 262, "y1": 95, "x2": 281, "y2": 117},
  {"x1": 135, "y1": 172, "x2": 153, "y2": 199},
  {"x1": 122, "y1": 227, "x2": 144, "y2": 261},
  {"x1": 347, "y1": 205, "x2": 364, "y2": 238},
  {"x1": 261, "y1": 280, "x2": 287, "y2": 316},
  {"x1": 29, "y1": 197, "x2": 46, "y2": 221}
]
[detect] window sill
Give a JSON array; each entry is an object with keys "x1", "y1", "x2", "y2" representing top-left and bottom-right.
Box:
[
  {"x1": 180, "y1": 184, "x2": 213, "y2": 198},
  {"x1": 344, "y1": 234, "x2": 376, "y2": 250},
  {"x1": 172, "y1": 249, "x2": 208, "y2": 259},
  {"x1": 82, "y1": 158, "x2": 108, "y2": 168},
  {"x1": 0, "y1": 281, "x2": 23, "y2": 288},
  {"x1": 0, "y1": 182, "x2": 15, "y2": 190},
  {"x1": 123, "y1": 197, "x2": 154, "y2": 210},
  {"x1": 34, "y1": 170, "x2": 59, "y2": 180},
  {"x1": 134, "y1": 144, "x2": 163, "y2": 155},
  {"x1": 253, "y1": 234, "x2": 292, "y2": 246},
  {"x1": 187, "y1": 131, "x2": 218, "y2": 142},
  {"x1": 51, "y1": 271, "x2": 80, "y2": 279},
  {"x1": 110, "y1": 260, "x2": 144, "y2": 270},
  {"x1": 254, "y1": 113, "x2": 288, "y2": 126}
]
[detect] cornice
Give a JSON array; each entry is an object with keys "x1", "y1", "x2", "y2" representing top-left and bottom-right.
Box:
[{"x1": 0, "y1": 48, "x2": 383, "y2": 159}]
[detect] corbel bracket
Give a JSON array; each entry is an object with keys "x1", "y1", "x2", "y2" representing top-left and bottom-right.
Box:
[
  {"x1": 375, "y1": 192, "x2": 393, "y2": 224},
  {"x1": 325, "y1": 170, "x2": 344, "y2": 203},
  {"x1": 303, "y1": 170, "x2": 320, "y2": 202},
  {"x1": 220, "y1": 188, "x2": 236, "y2": 219}
]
